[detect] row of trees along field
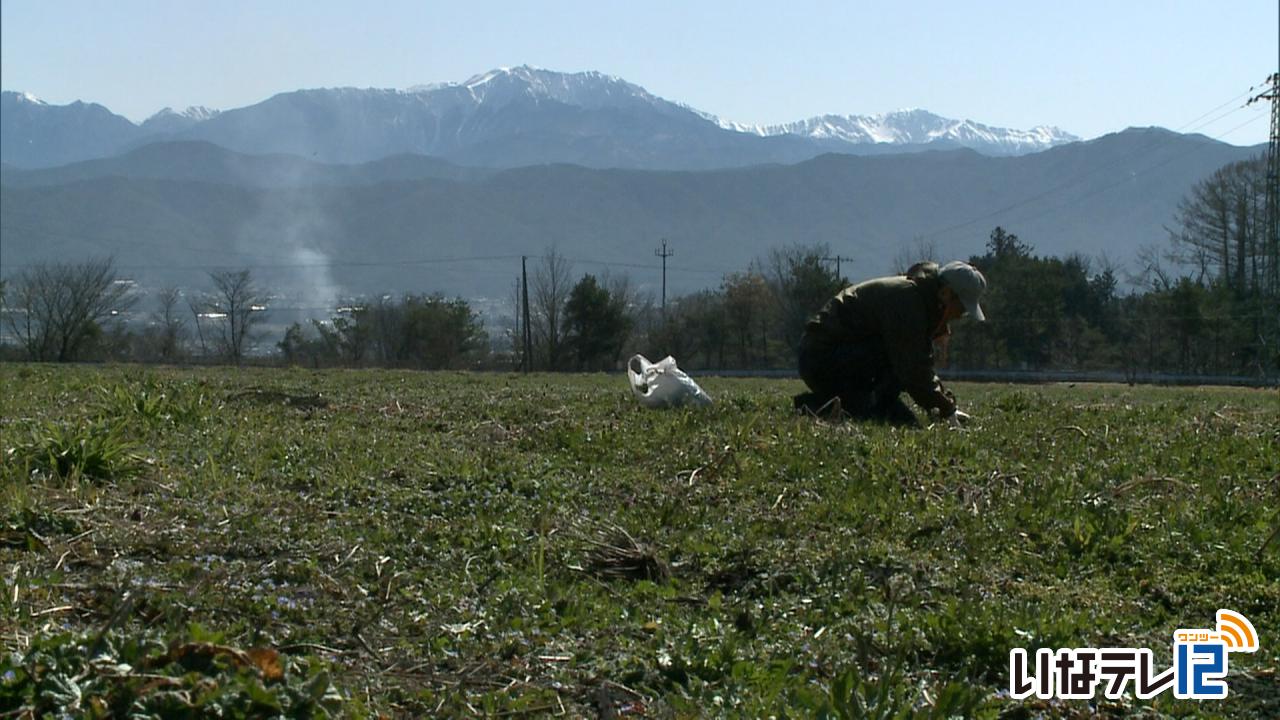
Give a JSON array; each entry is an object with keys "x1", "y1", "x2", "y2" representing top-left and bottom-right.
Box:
[{"x1": 2, "y1": 157, "x2": 1277, "y2": 377}]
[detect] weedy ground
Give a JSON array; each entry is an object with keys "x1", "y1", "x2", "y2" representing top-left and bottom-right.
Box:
[{"x1": 1, "y1": 364, "x2": 1277, "y2": 718}]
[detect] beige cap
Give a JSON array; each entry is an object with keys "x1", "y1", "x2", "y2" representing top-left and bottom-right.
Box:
[{"x1": 939, "y1": 261, "x2": 987, "y2": 321}]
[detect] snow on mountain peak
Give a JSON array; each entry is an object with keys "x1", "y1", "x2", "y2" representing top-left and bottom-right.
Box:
[
  {"x1": 179, "y1": 105, "x2": 220, "y2": 121},
  {"x1": 420, "y1": 66, "x2": 659, "y2": 111},
  {"x1": 406, "y1": 82, "x2": 449, "y2": 94},
  {"x1": 461, "y1": 66, "x2": 513, "y2": 89},
  {"x1": 139, "y1": 104, "x2": 222, "y2": 131},
  {"x1": 149, "y1": 105, "x2": 220, "y2": 120},
  {"x1": 12, "y1": 91, "x2": 47, "y2": 105},
  {"x1": 711, "y1": 106, "x2": 1077, "y2": 154}
]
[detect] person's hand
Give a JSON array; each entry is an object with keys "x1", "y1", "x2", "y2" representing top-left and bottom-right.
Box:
[{"x1": 948, "y1": 409, "x2": 971, "y2": 428}]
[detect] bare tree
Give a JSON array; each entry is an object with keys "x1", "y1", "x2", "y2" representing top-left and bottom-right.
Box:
[
  {"x1": 1170, "y1": 158, "x2": 1267, "y2": 292},
  {"x1": 531, "y1": 247, "x2": 573, "y2": 369},
  {"x1": 150, "y1": 287, "x2": 186, "y2": 362},
  {"x1": 604, "y1": 270, "x2": 653, "y2": 360},
  {"x1": 891, "y1": 236, "x2": 940, "y2": 275},
  {"x1": 187, "y1": 297, "x2": 209, "y2": 358},
  {"x1": 1131, "y1": 243, "x2": 1174, "y2": 292},
  {"x1": 764, "y1": 244, "x2": 845, "y2": 354},
  {"x1": 722, "y1": 271, "x2": 771, "y2": 367},
  {"x1": 3, "y1": 258, "x2": 135, "y2": 361},
  {"x1": 506, "y1": 277, "x2": 524, "y2": 368},
  {"x1": 205, "y1": 269, "x2": 266, "y2": 364}
]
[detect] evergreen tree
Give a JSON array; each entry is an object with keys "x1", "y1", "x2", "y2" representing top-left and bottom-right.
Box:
[{"x1": 564, "y1": 274, "x2": 632, "y2": 371}]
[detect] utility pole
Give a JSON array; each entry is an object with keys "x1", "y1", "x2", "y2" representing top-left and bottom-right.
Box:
[
  {"x1": 521, "y1": 256, "x2": 532, "y2": 373},
  {"x1": 655, "y1": 239, "x2": 674, "y2": 312},
  {"x1": 1247, "y1": 73, "x2": 1279, "y2": 378},
  {"x1": 823, "y1": 254, "x2": 852, "y2": 280},
  {"x1": 1252, "y1": 73, "x2": 1280, "y2": 298},
  {"x1": 512, "y1": 275, "x2": 522, "y2": 369}
]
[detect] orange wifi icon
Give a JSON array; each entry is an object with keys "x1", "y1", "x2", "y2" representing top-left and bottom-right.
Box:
[{"x1": 1216, "y1": 610, "x2": 1259, "y2": 652}]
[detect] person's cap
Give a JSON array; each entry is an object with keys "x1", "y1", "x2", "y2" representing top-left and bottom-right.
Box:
[{"x1": 939, "y1": 261, "x2": 987, "y2": 322}]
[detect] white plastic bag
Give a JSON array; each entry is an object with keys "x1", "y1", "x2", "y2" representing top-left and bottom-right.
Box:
[{"x1": 627, "y1": 354, "x2": 713, "y2": 408}]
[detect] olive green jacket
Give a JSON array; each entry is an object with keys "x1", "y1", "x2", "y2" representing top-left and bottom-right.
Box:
[{"x1": 803, "y1": 275, "x2": 956, "y2": 414}]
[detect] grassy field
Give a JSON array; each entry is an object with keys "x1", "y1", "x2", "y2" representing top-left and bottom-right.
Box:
[{"x1": 1, "y1": 364, "x2": 1277, "y2": 718}]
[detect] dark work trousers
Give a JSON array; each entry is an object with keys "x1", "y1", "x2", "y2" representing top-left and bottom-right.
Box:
[{"x1": 796, "y1": 333, "x2": 918, "y2": 425}]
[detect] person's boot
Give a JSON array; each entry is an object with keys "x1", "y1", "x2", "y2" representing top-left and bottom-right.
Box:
[
  {"x1": 838, "y1": 388, "x2": 877, "y2": 421},
  {"x1": 793, "y1": 392, "x2": 820, "y2": 414},
  {"x1": 879, "y1": 396, "x2": 921, "y2": 428},
  {"x1": 869, "y1": 376, "x2": 919, "y2": 428}
]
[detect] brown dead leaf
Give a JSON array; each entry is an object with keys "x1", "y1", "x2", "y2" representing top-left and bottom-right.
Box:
[
  {"x1": 160, "y1": 642, "x2": 250, "y2": 670},
  {"x1": 246, "y1": 647, "x2": 284, "y2": 681}
]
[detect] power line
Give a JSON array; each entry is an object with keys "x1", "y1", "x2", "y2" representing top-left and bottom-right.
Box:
[
  {"x1": 823, "y1": 255, "x2": 852, "y2": 278},
  {"x1": 0, "y1": 221, "x2": 310, "y2": 264},
  {"x1": 3, "y1": 253, "x2": 527, "y2": 272},
  {"x1": 3, "y1": 248, "x2": 740, "y2": 276},
  {"x1": 1179, "y1": 89, "x2": 1259, "y2": 132}
]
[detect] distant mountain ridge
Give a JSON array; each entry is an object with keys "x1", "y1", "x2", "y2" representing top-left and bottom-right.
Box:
[
  {"x1": 1, "y1": 128, "x2": 1259, "y2": 304},
  {"x1": 4, "y1": 66, "x2": 1081, "y2": 169},
  {"x1": 0, "y1": 141, "x2": 489, "y2": 188},
  {"x1": 1, "y1": 91, "x2": 140, "y2": 168}
]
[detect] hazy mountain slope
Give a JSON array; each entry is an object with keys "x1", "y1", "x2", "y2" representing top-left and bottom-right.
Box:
[
  {"x1": 1, "y1": 129, "x2": 1260, "y2": 301},
  {"x1": 0, "y1": 141, "x2": 489, "y2": 188}
]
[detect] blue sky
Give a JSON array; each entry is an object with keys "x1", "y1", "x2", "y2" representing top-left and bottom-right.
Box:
[{"x1": 2, "y1": 1, "x2": 1276, "y2": 145}]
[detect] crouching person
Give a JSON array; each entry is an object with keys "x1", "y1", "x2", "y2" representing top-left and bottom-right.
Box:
[{"x1": 795, "y1": 261, "x2": 987, "y2": 426}]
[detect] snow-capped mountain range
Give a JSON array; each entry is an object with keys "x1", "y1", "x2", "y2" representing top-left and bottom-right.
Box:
[
  {"x1": 2, "y1": 66, "x2": 1078, "y2": 169},
  {"x1": 717, "y1": 109, "x2": 1074, "y2": 156}
]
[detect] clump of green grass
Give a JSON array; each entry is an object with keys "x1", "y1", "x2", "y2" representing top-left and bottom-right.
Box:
[
  {"x1": 822, "y1": 661, "x2": 994, "y2": 719},
  {"x1": 94, "y1": 378, "x2": 213, "y2": 428},
  {"x1": 96, "y1": 381, "x2": 170, "y2": 427},
  {"x1": 9, "y1": 421, "x2": 144, "y2": 483},
  {"x1": 0, "y1": 625, "x2": 346, "y2": 718},
  {"x1": 1, "y1": 505, "x2": 84, "y2": 550}
]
